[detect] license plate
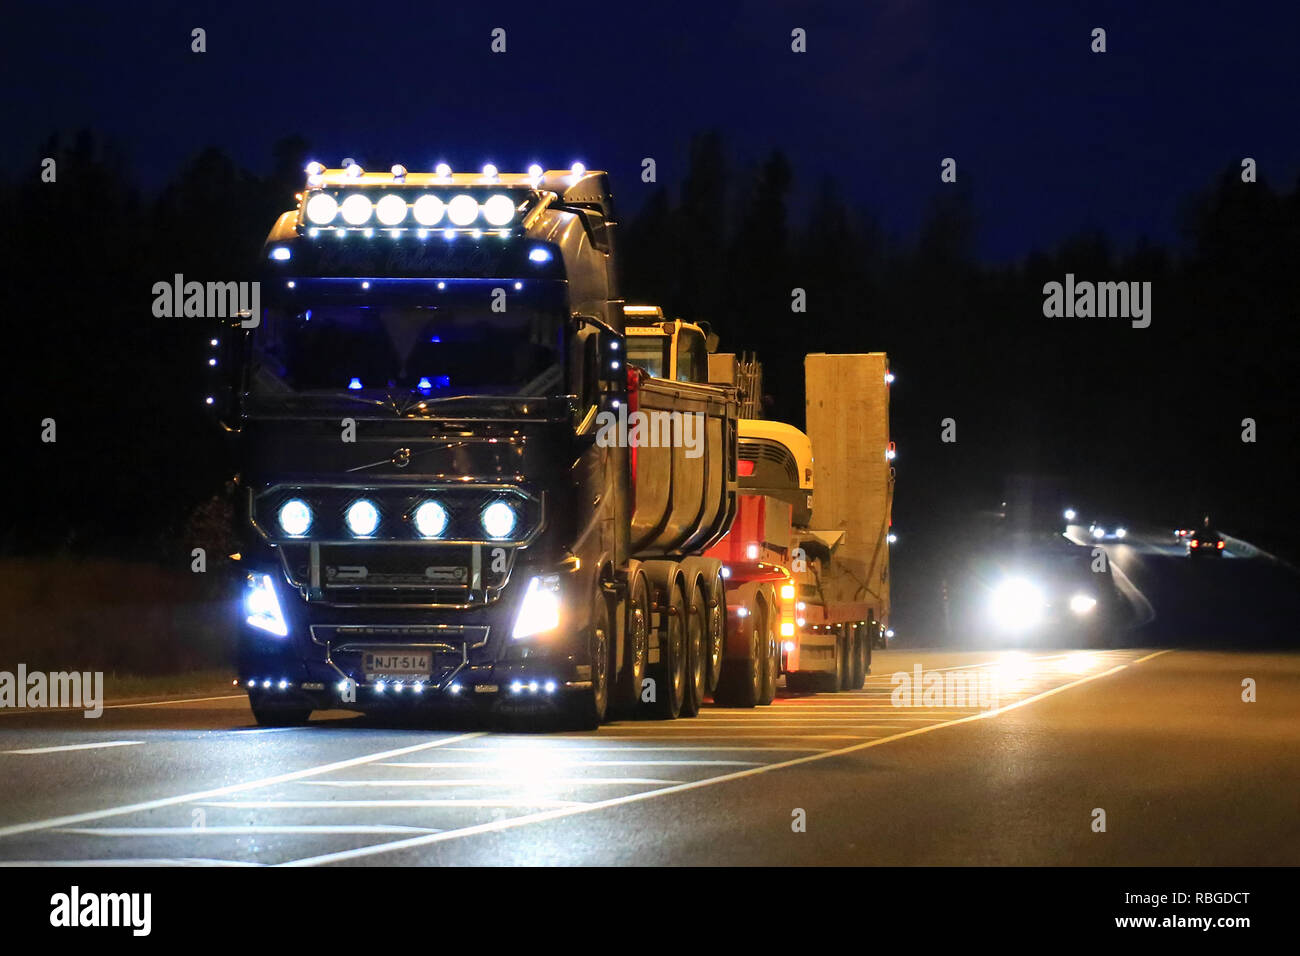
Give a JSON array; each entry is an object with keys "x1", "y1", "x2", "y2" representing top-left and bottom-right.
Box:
[{"x1": 362, "y1": 649, "x2": 432, "y2": 681}]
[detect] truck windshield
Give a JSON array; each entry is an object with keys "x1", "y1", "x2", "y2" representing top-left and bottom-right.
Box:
[
  {"x1": 248, "y1": 292, "x2": 565, "y2": 407},
  {"x1": 627, "y1": 334, "x2": 668, "y2": 378}
]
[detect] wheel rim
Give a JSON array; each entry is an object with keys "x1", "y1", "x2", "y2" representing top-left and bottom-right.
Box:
[
  {"x1": 707, "y1": 575, "x2": 724, "y2": 684},
  {"x1": 670, "y1": 593, "x2": 686, "y2": 701},
  {"x1": 592, "y1": 603, "x2": 608, "y2": 714},
  {"x1": 629, "y1": 583, "x2": 648, "y2": 686},
  {"x1": 690, "y1": 599, "x2": 706, "y2": 698}
]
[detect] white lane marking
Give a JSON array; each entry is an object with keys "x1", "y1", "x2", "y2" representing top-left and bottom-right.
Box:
[
  {"x1": 377, "y1": 760, "x2": 761, "y2": 768},
  {"x1": 299, "y1": 777, "x2": 683, "y2": 788},
  {"x1": 426, "y1": 746, "x2": 826, "y2": 753},
  {"x1": 0, "y1": 857, "x2": 264, "y2": 867},
  {"x1": 557, "y1": 733, "x2": 886, "y2": 741},
  {"x1": 3, "y1": 741, "x2": 143, "y2": 755},
  {"x1": 58, "y1": 825, "x2": 442, "y2": 837},
  {"x1": 196, "y1": 799, "x2": 586, "y2": 810},
  {"x1": 280, "y1": 653, "x2": 1153, "y2": 866},
  {"x1": 0, "y1": 731, "x2": 484, "y2": 840}
]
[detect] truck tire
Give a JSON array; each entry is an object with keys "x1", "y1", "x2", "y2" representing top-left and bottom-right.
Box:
[
  {"x1": 249, "y1": 694, "x2": 312, "y2": 727},
  {"x1": 839, "y1": 627, "x2": 855, "y2": 691},
  {"x1": 680, "y1": 574, "x2": 708, "y2": 717},
  {"x1": 679, "y1": 558, "x2": 725, "y2": 696},
  {"x1": 850, "y1": 624, "x2": 869, "y2": 689},
  {"x1": 569, "y1": 585, "x2": 612, "y2": 730},
  {"x1": 821, "y1": 625, "x2": 845, "y2": 693},
  {"x1": 714, "y1": 586, "x2": 761, "y2": 708},
  {"x1": 758, "y1": 586, "x2": 778, "y2": 705},
  {"x1": 612, "y1": 567, "x2": 650, "y2": 715},
  {"x1": 643, "y1": 562, "x2": 687, "y2": 720}
]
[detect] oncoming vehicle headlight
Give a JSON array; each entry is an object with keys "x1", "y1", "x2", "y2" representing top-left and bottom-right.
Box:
[
  {"x1": 1115, "y1": 527, "x2": 1127, "y2": 539},
  {"x1": 1069, "y1": 593, "x2": 1098, "y2": 615},
  {"x1": 245, "y1": 574, "x2": 288, "y2": 637},
  {"x1": 1091, "y1": 526, "x2": 1105, "y2": 539},
  {"x1": 482, "y1": 500, "x2": 518, "y2": 539},
  {"x1": 512, "y1": 574, "x2": 561, "y2": 639},
  {"x1": 989, "y1": 576, "x2": 1047, "y2": 632}
]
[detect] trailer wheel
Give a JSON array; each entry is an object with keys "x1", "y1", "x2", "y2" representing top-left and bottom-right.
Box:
[
  {"x1": 645, "y1": 574, "x2": 687, "y2": 719},
  {"x1": 249, "y1": 694, "x2": 312, "y2": 727},
  {"x1": 820, "y1": 625, "x2": 845, "y2": 693},
  {"x1": 714, "y1": 589, "x2": 760, "y2": 708},
  {"x1": 569, "y1": 585, "x2": 612, "y2": 730},
  {"x1": 850, "y1": 624, "x2": 869, "y2": 689},
  {"x1": 758, "y1": 588, "x2": 778, "y2": 705},
  {"x1": 612, "y1": 568, "x2": 650, "y2": 715},
  {"x1": 681, "y1": 576, "x2": 708, "y2": 717}
]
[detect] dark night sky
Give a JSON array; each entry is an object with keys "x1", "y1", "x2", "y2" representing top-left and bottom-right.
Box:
[{"x1": 5, "y1": 0, "x2": 1299, "y2": 260}]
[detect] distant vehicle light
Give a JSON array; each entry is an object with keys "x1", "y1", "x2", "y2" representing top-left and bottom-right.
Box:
[
  {"x1": 305, "y1": 193, "x2": 338, "y2": 225},
  {"x1": 375, "y1": 194, "x2": 408, "y2": 225},
  {"x1": 1115, "y1": 528, "x2": 1127, "y2": 539},
  {"x1": 340, "y1": 194, "x2": 373, "y2": 225},
  {"x1": 447, "y1": 194, "x2": 479, "y2": 226},
  {"x1": 482, "y1": 500, "x2": 518, "y2": 539},
  {"x1": 278, "y1": 498, "x2": 313, "y2": 537},
  {"x1": 1064, "y1": 508, "x2": 1077, "y2": 521},
  {"x1": 1069, "y1": 593, "x2": 1098, "y2": 615},
  {"x1": 482, "y1": 194, "x2": 516, "y2": 226},
  {"x1": 345, "y1": 499, "x2": 380, "y2": 538},
  {"x1": 1217, "y1": 540, "x2": 1225, "y2": 549},
  {"x1": 1190, "y1": 539, "x2": 1200, "y2": 548},
  {"x1": 1092, "y1": 527, "x2": 1105, "y2": 538},
  {"x1": 413, "y1": 500, "x2": 449, "y2": 539}
]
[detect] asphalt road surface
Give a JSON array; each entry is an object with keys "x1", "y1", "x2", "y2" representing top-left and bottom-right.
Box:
[{"x1": 0, "y1": 527, "x2": 1295, "y2": 866}]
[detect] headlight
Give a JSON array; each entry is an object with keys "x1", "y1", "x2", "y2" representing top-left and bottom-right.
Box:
[
  {"x1": 1069, "y1": 593, "x2": 1098, "y2": 615},
  {"x1": 482, "y1": 500, "x2": 517, "y2": 539},
  {"x1": 1063, "y1": 508, "x2": 1077, "y2": 521},
  {"x1": 305, "y1": 193, "x2": 338, "y2": 225},
  {"x1": 374, "y1": 194, "x2": 408, "y2": 225},
  {"x1": 345, "y1": 499, "x2": 380, "y2": 537},
  {"x1": 989, "y1": 576, "x2": 1046, "y2": 631},
  {"x1": 412, "y1": 194, "x2": 445, "y2": 225},
  {"x1": 447, "y1": 194, "x2": 479, "y2": 226},
  {"x1": 482, "y1": 194, "x2": 516, "y2": 226},
  {"x1": 340, "y1": 194, "x2": 373, "y2": 225},
  {"x1": 245, "y1": 574, "x2": 288, "y2": 637},
  {"x1": 1115, "y1": 527, "x2": 1127, "y2": 539},
  {"x1": 1092, "y1": 527, "x2": 1105, "y2": 538},
  {"x1": 512, "y1": 574, "x2": 561, "y2": 639},
  {"x1": 278, "y1": 498, "x2": 312, "y2": 537},
  {"x1": 412, "y1": 500, "x2": 449, "y2": 538}
]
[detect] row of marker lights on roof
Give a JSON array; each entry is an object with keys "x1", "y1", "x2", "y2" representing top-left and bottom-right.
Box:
[{"x1": 307, "y1": 160, "x2": 585, "y2": 185}]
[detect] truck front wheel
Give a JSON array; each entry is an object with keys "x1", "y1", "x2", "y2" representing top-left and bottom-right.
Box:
[{"x1": 569, "y1": 587, "x2": 612, "y2": 730}]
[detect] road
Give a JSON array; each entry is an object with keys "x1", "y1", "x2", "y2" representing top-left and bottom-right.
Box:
[{"x1": 0, "y1": 528, "x2": 1295, "y2": 866}]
